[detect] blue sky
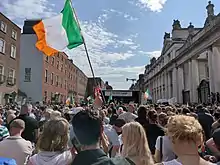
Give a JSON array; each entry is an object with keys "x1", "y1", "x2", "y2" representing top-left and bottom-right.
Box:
[{"x1": 1, "y1": 0, "x2": 220, "y2": 89}]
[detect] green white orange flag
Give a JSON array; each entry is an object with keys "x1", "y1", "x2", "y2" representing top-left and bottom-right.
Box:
[
  {"x1": 33, "y1": 0, "x2": 83, "y2": 56},
  {"x1": 144, "y1": 89, "x2": 150, "y2": 100}
]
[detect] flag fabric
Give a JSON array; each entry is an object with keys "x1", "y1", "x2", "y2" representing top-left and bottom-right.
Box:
[
  {"x1": 94, "y1": 86, "x2": 101, "y2": 97},
  {"x1": 33, "y1": 0, "x2": 83, "y2": 56},
  {"x1": 66, "y1": 97, "x2": 70, "y2": 105},
  {"x1": 108, "y1": 92, "x2": 113, "y2": 104},
  {"x1": 144, "y1": 89, "x2": 150, "y2": 100},
  {"x1": 87, "y1": 96, "x2": 91, "y2": 101}
]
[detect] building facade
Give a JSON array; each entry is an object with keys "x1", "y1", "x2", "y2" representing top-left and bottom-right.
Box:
[
  {"x1": 0, "y1": 12, "x2": 21, "y2": 104},
  {"x1": 141, "y1": 2, "x2": 220, "y2": 104},
  {"x1": 19, "y1": 20, "x2": 87, "y2": 103},
  {"x1": 86, "y1": 77, "x2": 104, "y2": 98}
]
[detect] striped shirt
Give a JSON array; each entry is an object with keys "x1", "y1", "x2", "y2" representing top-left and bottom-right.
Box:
[{"x1": 0, "y1": 125, "x2": 9, "y2": 141}]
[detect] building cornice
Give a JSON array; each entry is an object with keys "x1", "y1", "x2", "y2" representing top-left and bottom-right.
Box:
[{"x1": 145, "y1": 15, "x2": 220, "y2": 84}]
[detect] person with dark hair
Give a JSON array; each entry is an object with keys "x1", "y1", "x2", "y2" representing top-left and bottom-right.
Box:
[
  {"x1": 146, "y1": 110, "x2": 164, "y2": 154},
  {"x1": 71, "y1": 111, "x2": 128, "y2": 165},
  {"x1": 135, "y1": 106, "x2": 149, "y2": 133},
  {"x1": 197, "y1": 105, "x2": 214, "y2": 140}
]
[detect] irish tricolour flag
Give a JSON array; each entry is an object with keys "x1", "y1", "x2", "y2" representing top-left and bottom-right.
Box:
[
  {"x1": 144, "y1": 89, "x2": 150, "y2": 100},
  {"x1": 33, "y1": 0, "x2": 83, "y2": 56}
]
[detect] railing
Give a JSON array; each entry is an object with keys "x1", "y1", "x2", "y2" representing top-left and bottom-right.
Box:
[
  {"x1": 7, "y1": 77, "x2": 16, "y2": 86},
  {"x1": 0, "y1": 74, "x2": 6, "y2": 84}
]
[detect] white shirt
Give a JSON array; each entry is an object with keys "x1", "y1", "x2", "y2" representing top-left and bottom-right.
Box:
[
  {"x1": 118, "y1": 112, "x2": 137, "y2": 123},
  {"x1": 155, "y1": 136, "x2": 176, "y2": 162},
  {"x1": 103, "y1": 124, "x2": 120, "y2": 149}
]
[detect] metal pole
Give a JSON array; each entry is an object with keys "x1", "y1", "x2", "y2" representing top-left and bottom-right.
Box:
[{"x1": 71, "y1": 2, "x2": 106, "y2": 104}]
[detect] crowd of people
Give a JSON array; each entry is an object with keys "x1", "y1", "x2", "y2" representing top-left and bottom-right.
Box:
[{"x1": 0, "y1": 102, "x2": 220, "y2": 165}]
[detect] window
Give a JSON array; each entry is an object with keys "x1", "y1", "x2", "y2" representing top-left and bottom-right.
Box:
[
  {"x1": 45, "y1": 56, "x2": 49, "y2": 62},
  {"x1": 60, "y1": 78, "x2": 63, "y2": 88},
  {"x1": 0, "y1": 65, "x2": 4, "y2": 82},
  {"x1": 24, "y1": 68, "x2": 31, "y2": 82},
  {"x1": 56, "y1": 75, "x2": 59, "y2": 86},
  {"x1": 65, "y1": 70, "x2": 67, "y2": 75},
  {"x1": 44, "y1": 91, "x2": 47, "y2": 102},
  {"x1": 0, "y1": 39, "x2": 5, "y2": 53},
  {"x1": 11, "y1": 30, "x2": 17, "y2": 40},
  {"x1": 51, "y1": 73, "x2": 54, "y2": 85},
  {"x1": 60, "y1": 64, "x2": 63, "y2": 72},
  {"x1": 8, "y1": 68, "x2": 15, "y2": 84},
  {"x1": 0, "y1": 21, "x2": 7, "y2": 33},
  {"x1": 61, "y1": 56, "x2": 64, "y2": 61},
  {"x1": 0, "y1": 65, "x2": 4, "y2": 75},
  {"x1": 51, "y1": 57, "x2": 55, "y2": 66},
  {"x1": 10, "y1": 45, "x2": 16, "y2": 58},
  {"x1": 57, "y1": 61, "x2": 59, "y2": 69},
  {"x1": 57, "y1": 53, "x2": 60, "y2": 58},
  {"x1": 45, "y1": 69, "x2": 48, "y2": 83},
  {"x1": 64, "y1": 80, "x2": 67, "y2": 89}
]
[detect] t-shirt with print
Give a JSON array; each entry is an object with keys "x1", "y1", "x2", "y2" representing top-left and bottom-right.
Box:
[{"x1": 104, "y1": 124, "x2": 120, "y2": 150}]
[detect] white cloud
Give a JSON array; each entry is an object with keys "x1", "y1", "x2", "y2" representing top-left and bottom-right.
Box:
[
  {"x1": 103, "y1": 9, "x2": 139, "y2": 21},
  {"x1": 0, "y1": 0, "x2": 56, "y2": 20},
  {"x1": 139, "y1": 50, "x2": 161, "y2": 58},
  {"x1": 130, "y1": 0, "x2": 167, "y2": 12}
]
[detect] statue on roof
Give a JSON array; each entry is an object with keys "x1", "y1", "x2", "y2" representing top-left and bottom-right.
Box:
[
  {"x1": 172, "y1": 20, "x2": 181, "y2": 30},
  {"x1": 164, "y1": 32, "x2": 170, "y2": 39}
]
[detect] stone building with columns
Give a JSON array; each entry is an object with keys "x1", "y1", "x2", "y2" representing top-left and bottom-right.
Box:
[{"x1": 143, "y1": 1, "x2": 220, "y2": 104}]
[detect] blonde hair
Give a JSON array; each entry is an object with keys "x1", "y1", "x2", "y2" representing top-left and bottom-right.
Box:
[
  {"x1": 50, "y1": 110, "x2": 62, "y2": 119},
  {"x1": 37, "y1": 118, "x2": 69, "y2": 152},
  {"x1": 122, "y1": 122, "x2": 154, "y2": 165},
  {"x1": 167, "y1": 115, "x2": 203, "y2": 144}
]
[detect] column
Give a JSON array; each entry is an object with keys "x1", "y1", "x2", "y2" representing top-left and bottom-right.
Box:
[
  {"x1": 177, "y1": 67, "x2": 184, "y2": 103},
  {"x1": 213, "y1": 46, "x2": 220, "y2": 93},
  {"x1": 191, "y1": 59, "x2": 200, "y2": 103},
  {"x1": 208, "y1": 49, "x2": 215, "y2": 93},
  {"x1": 172, "y1": 68, "x2": 178, "y2": 101},
  {"x1": 164, "y1": 72, "x2": 168, "y2": 99},
  {"x1": 167, "y1": 72, "x2": 171, "y2": 99}
]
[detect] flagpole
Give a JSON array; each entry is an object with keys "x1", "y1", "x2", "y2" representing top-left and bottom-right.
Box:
[{"x1": 70, "y1": 1, "x2": 106, "y2": 104}]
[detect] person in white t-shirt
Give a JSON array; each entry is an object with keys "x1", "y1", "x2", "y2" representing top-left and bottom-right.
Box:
[
  {"x1": 104, "y1": 118, "x2": 126, "y2": 157},
  {"x1": 118, "y1": 104, "x2": 137, "y2": 123}
]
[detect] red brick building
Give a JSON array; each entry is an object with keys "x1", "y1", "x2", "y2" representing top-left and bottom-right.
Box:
[{"x1": 0, "y1": 12, "x2": 21, "y2": 104}]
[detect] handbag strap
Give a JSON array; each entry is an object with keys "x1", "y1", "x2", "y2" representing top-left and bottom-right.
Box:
[
  {"x1": 125, "y1": 157, "x2": 136, "y2": 165},
  {"x1": 160, "y1": 136, "x2": 163, "y2": 161}
]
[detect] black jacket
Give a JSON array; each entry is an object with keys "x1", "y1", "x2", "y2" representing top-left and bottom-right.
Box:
[{"x1": 72, "y1": 149, "x2": 130, "y2": 165}]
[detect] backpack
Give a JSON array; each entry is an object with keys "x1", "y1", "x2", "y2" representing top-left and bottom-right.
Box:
[{"x1": 0, "y1": 157, "x2": 16, "y2": 165}]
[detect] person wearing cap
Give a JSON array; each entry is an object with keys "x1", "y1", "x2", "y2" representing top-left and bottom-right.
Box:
[{"x1": 0, "y1": 119, "x2": 32, "y2": 165}]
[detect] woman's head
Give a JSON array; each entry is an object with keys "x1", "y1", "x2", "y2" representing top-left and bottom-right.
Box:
[
  {"x1": 167, "y1": 115, "x2": 203, "y2": 154},
  {"x1": 158, "y1": 112, "x2": 168, "y2": 127},
  {"x1": 122, "y1": 122, "x2": 153, "y2": 165},
  {"x1": 37, "y1": 118, "x2": 69, "y2": 152},
  {"x1": 137, "y1": 106, "x2": 148, "y2": 119},
  {"x1": 148, "y1": 110, "x2": 157, "y2": 123}
]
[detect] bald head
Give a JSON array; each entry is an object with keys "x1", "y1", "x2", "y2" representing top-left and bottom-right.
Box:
[
  {"x1": 20, "y1": 104, "x2": 32, "y2": 115},
  {"x1": 7, "y1": 114, "x2": 16, "y2": 124}
]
